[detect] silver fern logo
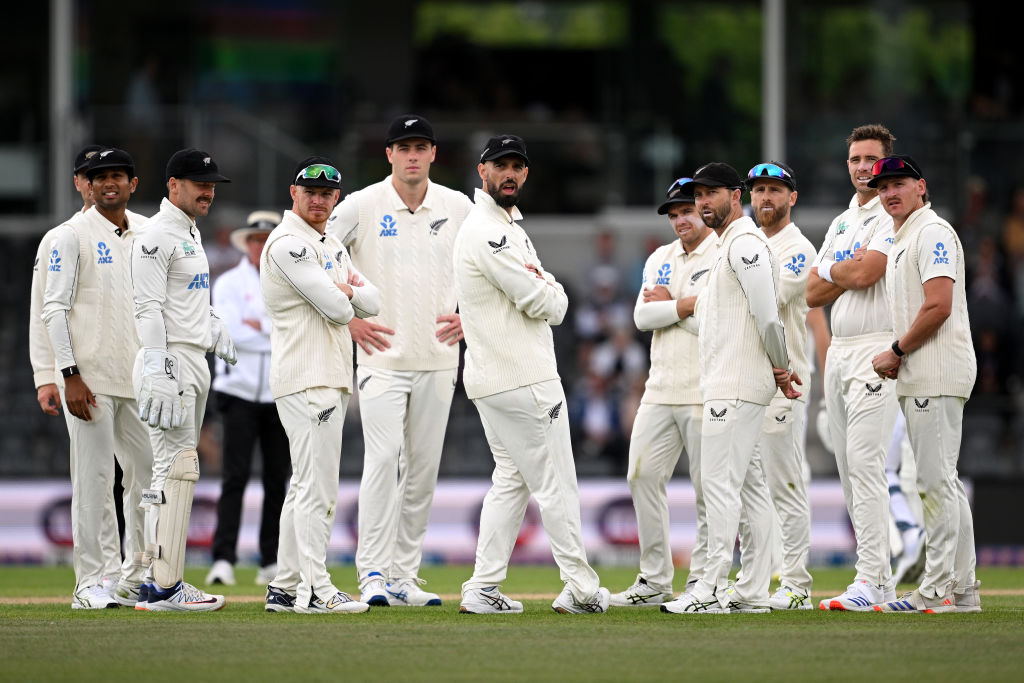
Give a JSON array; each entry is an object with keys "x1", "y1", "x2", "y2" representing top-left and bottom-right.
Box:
[
  {"x1": 317, "y1": 406, "x2": 336, "y2": 424},
  {"x1": 429, "y1": 218, "x2": 448, "y2": 235},
  {"x1": 690, "y1": 268, "x2": 709, "y2": 283},
  {"x1": 548, "y1": 401, "x2": 562, "y2": 424},
  {"x1": 358, "y1": 375, "x2": 372, "y2": 391}
]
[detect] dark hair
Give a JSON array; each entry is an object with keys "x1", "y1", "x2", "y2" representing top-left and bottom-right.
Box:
[{"x1": 846, "y1": 124, "x2": 896, "y2": 156}]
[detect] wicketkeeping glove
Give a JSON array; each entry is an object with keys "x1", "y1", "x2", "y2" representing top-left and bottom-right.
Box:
[
  {"x1": 209, "y1": 311, "x2": 237, "y2": 365},
  {"x1": 136, "y1": 348, "x2": 184, "y2": 430}
]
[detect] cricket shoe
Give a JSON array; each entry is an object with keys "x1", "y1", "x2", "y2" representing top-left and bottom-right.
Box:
[
  {"x1": 459, "y1": 586, "x2": 523, "y2": 614},
  {"x1": 112, "y1": 581, "x2": 142, "y2": 607},
  {"x1": 255, "y1": 563, "x2": 278, "y2": 586},
  {"x1": 141, "y1": 581, "x2": 225, "y2": 612},
  {"x1": 660, "y1": 591, "x2": 728, "y2": 614},
  {"x1": 954, "y1": 580, "x2": 982, "y2": 614},
  {"x1": 295, "y1": 590, "x2": 369, "y2": 614},
  {"x1": 72, "y1": 584, "x2": 119, "y2": 610},
  {"x1": 386, "y1": 578, "x2": 442, "y2": 606},
  {"x1": 265, "y1": 585, "x2": 297, "y2": 613},
  {"x1": 769, "y1": 585, "x2": 812, "y2": 611},
  {"x1": 552, "y1": 586, "x2": 610, "y2": 614},
  {"x1": 873, "y1": 589, "x2": 955, "y2": 614},
  {"x1": 818, "y1": 579, "x2": 886, "y2": 611},
  {"x1": 205, "y1": 559, "x2": 236, "y2": 586},
  {"x1": 724, "y1": 586, "x2": 770, "y2": 614},
  {"x1": 893, "y1": 527, "x2": 926, "y2": 585},
  {"x1": 359, "y1": 572, "x2": 389, "y2": 607},
  {"x1": 609, "y1": 575, "x2": 673, "y2": 607}
]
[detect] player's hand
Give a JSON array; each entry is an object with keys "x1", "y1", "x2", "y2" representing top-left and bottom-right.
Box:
[
  {"x1": 774, "y1": 367, "x2": 803, "y2": 399},
  {"x1": 871, "y1": 349, "x2": 901, "y2": 379},
  {"x1": 436, "y1": 314, "x2": 464, "y2": 345},
  {"x1": 524, "y1": 263, "x2": 544, "y2": 279},
  {"x1": 348, "y1": 317, "x2": 394, "y2": 355},
  {"x1": 37, "y1": 384, "x2": 62, "y2": 416},
  {"x1": 643, "y1": 285, "x2": 672, "y2": 302},
  {"x1": 208, "y1": 312, "x2": 237, "y2": 365},
  {"x1": 64, "y1": 374, "x2": 97, "y2": 421},
  {"x1": 136, "y1": 348, "x2": 184, "y2": 430},
  {"x1": 347, "y1": 272, "x2": 365, "y2": 287}
]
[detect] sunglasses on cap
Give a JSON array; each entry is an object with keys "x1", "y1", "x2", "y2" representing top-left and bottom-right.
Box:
[
  {"x1": 665, "y1": 177, "x2": 694, "y2": 199},
  {"x1": 747, "y1": 163, "x2": 792, "y2": 182},
  {"x1": 871, "y1": 157, "x2": 920, "y2": 177},
  {"x1": 295, "y1": 164, "x2": 341, "y2": 183}
]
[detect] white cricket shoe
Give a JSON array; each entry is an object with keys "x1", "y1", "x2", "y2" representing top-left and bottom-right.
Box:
[
  {"x1": 359, "y1": 572, "x2": 390, "y2": 607},
  {"x1": 552, "y1": 586, "x2": 610, "y2": 614},
  {"x1": 386, "y1": 578, "x2": 442, "y2": 606},
  {"x1": 459, "y1": 586, "x2": 524, "y2": 614},
  {"x1": 295, "y1": 590, "x2": 369, "y2": 614},
  {"x1": 140, "y1": 581, "x2": 225, "y2": 612},
  {"x1": 205, "y1": 559, "x2": 236, "y2": 586},
  {"x1": 265, "y1": 585, "x2": 296, "y2": 613},
  {"x1": 769, "y1": 585, "x2": 812, "y2": 611},
  {"x1": 818, "y1": 579, "x2": 886, "y2": 611},
  {"x1": 893, "y1": 527, "x2": 926, "y2": 585},
  {"x1": 609, "y1": 575, "x2": 673, "y2": 607},
  {"x1": 255, "y1": 563, "x2": 278, "y2": 586},
  {"x1": 72, "y1": 584, "x2": 118, "y2": 610},
  {"x1": 873, "y1": 589, "x2": 955, "y2": 614},
  {"x1": 954, "y1": 580, "x2": 982, "y2": 614},
  {"x1": 723, "y1": 586, "x2": 770, "y2": 614},
  {"x1": 112, "y1": 581, "x2": 142, "y2": 607},
  {"x1": 660, "y1": 591, "x2": 728, "y2": 614}
]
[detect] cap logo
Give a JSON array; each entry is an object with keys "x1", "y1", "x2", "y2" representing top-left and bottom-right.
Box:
[
  {"x1": 502, "y1": 139, "x2": 513, "y2": 145},
  {"x1": 85, "y1": 151, "x2": 99, "y2": 160},
  {"x1": 99, "y1": 150, "x2": 113, "y2": 158},
  {"x1": 404, "y1": 119, "x2": 417, "y2": 128},
  {"x1": 203, "y1": 157, "x2": 211, "y2": 165}
]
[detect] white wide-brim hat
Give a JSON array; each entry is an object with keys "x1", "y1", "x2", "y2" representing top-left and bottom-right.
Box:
[{"x1": 230, "y1": 210, "x2": 281, "y2": 252}]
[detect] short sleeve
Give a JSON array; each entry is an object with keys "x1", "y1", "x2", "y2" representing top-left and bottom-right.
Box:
[{"x1": 917, "y1": 224, "x2": 959, "y2": 283}]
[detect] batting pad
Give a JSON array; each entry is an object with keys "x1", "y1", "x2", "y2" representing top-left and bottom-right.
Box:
[{"x1": 145, "y1": 449, "x2": 200, "y2": 588}]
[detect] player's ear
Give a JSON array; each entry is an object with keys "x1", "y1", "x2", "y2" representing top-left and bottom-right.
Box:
[{"x1": 477, "y1": 163, "x2": 487, "y2": 184}]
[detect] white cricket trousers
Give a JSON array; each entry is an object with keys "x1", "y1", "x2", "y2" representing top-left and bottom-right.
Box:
[
  {"x1": 355, "y1": 367, "x2": 456, "y2": 582},
  {"x1": 61, "y1": 389, "x2": 153, "y2": 591},
  {"x1": 626, "y1": 402, "x2": 705, "y2": 592},
  {"x1": 694, "y1": 399, "x2": 773, "y2": 606},
  {"x1": 756, "y1": 396, "x2": 812, "y2": 593},
  {"x1": 825, "y1": 332, "x2": 898, "y2": 587},
  {"x1": 899, "y1": 395, "x2": 976, "y2": 599},
  {"x1": 273, "y1": 387, "x2": 350, "y2": 608},
  {"x1": 464, "y1": 379, "x2": 600, "y2": 600}
]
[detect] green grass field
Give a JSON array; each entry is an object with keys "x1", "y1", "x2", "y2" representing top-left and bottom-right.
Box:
[{"x1": 2, "y1": 565, "x2": 1023, "y2": 682}]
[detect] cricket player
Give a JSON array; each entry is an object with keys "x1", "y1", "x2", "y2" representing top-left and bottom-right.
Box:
[
  {"x1": 131, "y1": 148, "x2": 236, "y2": 612},
  {"x1": 30, "y1": 144, "x2": 125, "y2": 598},
  {"x1": 868, "y1": 155, "x2": 979, "y2": 613},
  {"x1": 745, "y1": 161, "x2": 817, "y2": 610},
  {"x1": 454, "y1": 135, "x2": 609, "y2": 615},
  {"x1": 609, "y1": 177, "x2": 718, "y2": 607},
  {"x1": 660, "y1": 162, "x2": 799, "y2": 616},
  {"x1": 262, "y1": 156, "x2": 379, "y2": 615},
  {"x1": 40, "y1": 148, "x2": 154, "y2": 609},
  {"x1": 807, "y1": 124, "x2": 899, "y2": 611},
  {"x1": 326, "y1": 115, "x2": 473, "y2": 607}
]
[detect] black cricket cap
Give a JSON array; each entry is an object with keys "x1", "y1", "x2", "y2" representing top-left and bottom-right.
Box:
[
  {"x1": 85, "y1": 148, "x2": 136, "y2": 180},
  {"x1": 74, "y1": 145, "x2": 104, "y2": 174},
  {"x1": 386, "y1": 115, "x2": 436, "y2": 145},
  {"x1": 166, "y1": 148, "x2": 231, "y2": 183},
  {"x1": 479, "y1": 134, "x2": 529, "y2": 166}
]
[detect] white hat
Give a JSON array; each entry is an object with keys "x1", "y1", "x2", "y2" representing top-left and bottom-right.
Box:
[{"x1": 230, "y1": 210, "x2": 281, "y2": 252}]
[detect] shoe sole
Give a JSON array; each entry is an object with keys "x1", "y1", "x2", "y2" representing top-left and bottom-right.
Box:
[
  {"x1": 71, "y1": 603, "x2": 119, "y2": 610},
  {"x1": 819, "y1": 600, "x2": 876, "y2": 612},
  {"x1": 660, "y1": 605, "x2": 729, "y2": 615},
  {"x1": 459, "y1": 606, "x2": 523, "y2": 614},
  {"x1": 365, "y1": 595, "x2": 390, "y2": 607},
  {"x1": 265, "y1": 605, "x2": 295, "y2": 613},
  {"x1": 145, "y1": 603, "x2": 225, "y2": 612},
  {"x1": 294, "y1": 606, "x2": 370, "y2": 614},
  {"x1": 390, "y1": 599, "x2": 442, "y2": 607},
  {"x1": 770, "y1": 604, "x2": 813, "y2": 611}
]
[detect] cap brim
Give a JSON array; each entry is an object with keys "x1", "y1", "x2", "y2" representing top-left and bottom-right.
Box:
[
  {"x1": 294, "y1": 178, "x2": 342, "y2": 190},
  {"x1": 744, "y1": 177, "x2": 796, "y2": 191},
  {"x1": 866, "y1": 171, "x2": 919, "y2": 188},
  {"x1": 657, "y1": 198, "x2": 693, "y2": 215},
  {"x1": 175, "y1": 173, "x2": 231, "y2": 183},
  {"x1": 230, "y1": 227, "x2": 271, "y2": 252},
  {"x1": 481, "y1": 151, "x2": 529, "y2": 166},
  {"x1": 387, "y1": 133, "x2": 436, "y2": 144}
]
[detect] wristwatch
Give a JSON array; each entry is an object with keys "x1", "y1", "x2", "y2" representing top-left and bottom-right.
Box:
[
  {"x1": 61, "y1": 365, "x2": 80, "y2": 378},
  {"x1": 891, "y1": 340, "x2": 905, "y2": 357}
]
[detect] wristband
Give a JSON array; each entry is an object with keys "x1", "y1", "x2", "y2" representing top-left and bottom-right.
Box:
[
  {"x1": 891, "y1": 340, "x2": 905, "y2": 357},
  {"x1": 61, "y1": 365, "x2": 80, "y2": 378},
  {"x1": 818, "y1": 259, "x2": 836, "y2": 284}
]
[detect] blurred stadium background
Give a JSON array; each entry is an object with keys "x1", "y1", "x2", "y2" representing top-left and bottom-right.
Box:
[{"x1": 1, "y1": 0, "x2": 1022, "y2": 565}]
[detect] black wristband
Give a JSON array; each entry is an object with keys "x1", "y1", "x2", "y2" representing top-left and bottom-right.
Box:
[
  {"x1": 891, "y1": 340, "x2": 905, "y2": 357},
  {"x1": 61, "y1": 365, "x2": 80, "y2": 378}
]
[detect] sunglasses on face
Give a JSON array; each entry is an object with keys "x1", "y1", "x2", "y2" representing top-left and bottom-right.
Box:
[
  {"x1": 295, "y1": 164, "x2": 341, "y2": 183},
  {"x1": 871, "y1": 157, "x2": 919, "y2": 178},
  {"x1": 747, "y1": 163, "x2": 792, "y2": 182},
  {"x1": 665, "y1": 177, "x2": 694, "y2": 199}
]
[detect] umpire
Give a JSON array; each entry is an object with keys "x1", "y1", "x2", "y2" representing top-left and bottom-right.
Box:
[{"x1": 206, "y1": 211, "x2": 290, "y2": 587}]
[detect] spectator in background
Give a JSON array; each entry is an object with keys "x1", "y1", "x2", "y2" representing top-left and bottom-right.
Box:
[
  {"x1": 1000, "y1": 185, "x2": 1024, "y2": 312},
  {"x1": 206, "y1": 211, "x2": 290, "y2": 589}
]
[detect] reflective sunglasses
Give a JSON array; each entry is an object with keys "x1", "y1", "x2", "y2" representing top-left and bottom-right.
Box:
[
  {"x1": 871, "y1": 156, "x2": 920, "y2": 178},
  {"x1": 747, "y1": 163, "x2": 792, "y2": 181},
  {"x1": 295, "y1": 164, "x2": 341, "y2": 183},
  {"x1": 665, "y1": 177, "x2": 694, "y2": 199}
]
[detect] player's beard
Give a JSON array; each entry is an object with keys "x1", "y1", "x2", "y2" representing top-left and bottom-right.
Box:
[
  {"x1": 702, "y1": 200, "x2": 731, "y2": 230},
  {"x1": 756, "y1": 204, "x2": 784, "y2": 231},
  {"x1": 488, "y1": 180, "x2": 520, "y2": 208}
]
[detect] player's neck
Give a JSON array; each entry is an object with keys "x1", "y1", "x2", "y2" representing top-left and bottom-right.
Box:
[
  {"x1": 95, "y1": 204, "x2": 128, "y2": 232},
  {"x1": 392, "y1": 175, "x2": 428, "y2": 212},
  {"x1": 856, "y1": 189, "x2": 878, "y2": 207}
]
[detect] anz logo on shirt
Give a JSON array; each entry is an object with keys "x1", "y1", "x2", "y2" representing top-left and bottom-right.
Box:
[
  {"x1": 933, "y1": 242, "x2": 949, "y2": 265},
  {"x1": 187, "y1": 273, "x2": 210, "y2": 290},
  {"x1": 655, "y1": 263, "x2": 671, "y2": 285},
  {"x1": 784, "y1": 253, "x2": 806, "y2": 276},
  {"x1": 96, "y1": 242, "x2": 113, "y2": 265},
  {"x1": 379, "y1": 215, "x2": 398, "y2": 237},
  {"x1": 323, "y1": 251, "x2": 334, "y2": 271},
  {"x1": 832, "y1": 241, "x2": 861, "y2": 262},
  {"x1": 48, "y1": 249, "x2": 62, "y2": 272}
]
